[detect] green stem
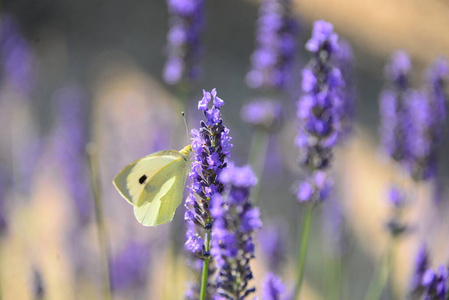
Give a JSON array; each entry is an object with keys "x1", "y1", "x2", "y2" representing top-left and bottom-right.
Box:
[
  {"x1": 248, "y1": 129, "x2": 270, "y2": 206},
  {"x1": 86, "y1": 144, "x2": 112, "y2": 300},
  {"x1": 199, "y1": 230, "x2": 211, "y2": 300},
  {"x1": 293, "y1": 205, "x2": 314, "y2": 300},
  {"x1": 325, "y1": 254, "x2": 342, "y2": 300},
  {"x1": 363, "y1": 239, "x2": 396, "y2": 300}
]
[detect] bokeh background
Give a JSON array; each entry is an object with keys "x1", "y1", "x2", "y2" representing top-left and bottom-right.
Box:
[{"x1": 0, "y1": 0, "x2": 448, "y2": 299}]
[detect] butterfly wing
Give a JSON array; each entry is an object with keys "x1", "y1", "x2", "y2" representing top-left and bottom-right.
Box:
[
  {"x1": 133, "y1": 156, "x2": 189, "y2": 226},
  {"x1": 113, "y1": 150, "x2": 190, "y2": 226},
  {"x1": 113, "y1": 150, "x2": 186, "y2": 205}
]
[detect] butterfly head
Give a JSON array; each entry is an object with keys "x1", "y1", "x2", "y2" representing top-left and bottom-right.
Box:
[{"x1": 179, "y1": 144, "x2": 193, "y2": 158}]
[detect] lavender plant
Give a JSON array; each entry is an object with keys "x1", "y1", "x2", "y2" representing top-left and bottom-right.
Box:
[
  {"x1": 409, "y1": 244, "x2": 430, "y2": 298},
  {"x1": 294, "y1": 20, "x2": 344, "y2": 299},
  {"x1": 379, "y1": 50, "x2": 412, "y2": 163},
  {"x1": 334, "y1": 39, "x2": 355, "y2": 141},
  {"x1": 109, "y1": 240, "x2": 150, "y2": 295},
  {"x1": 163, "y1": 0, "x2": 205, "y2": 86},
  {"x1": 246, "y1": 0, "x2": 297, "y2": 91},
  {"x1": 0, "y1": 13, "x2": 34, "y2": 96},
  {"x1": 54, "y1": 84, "x2": 92, "y2": 226},
  {"x1": 258, "y1": 222, "x2": 288, "y2": 274},
  {"x1": 210, "y1": 163, "x2": 261, "y2": 299},
  {"x1": 421, "y1": 266, "x2": 449, "y2": 300},
  {"x1": 184, "y1": 89, "x2": 232, "y2": 300},
  {"x1": 405, "y1": 58, "x2": 448, "y2": 181},
  {"x1": 262, "y1": 273, "x2": 286, "y2": 300}
]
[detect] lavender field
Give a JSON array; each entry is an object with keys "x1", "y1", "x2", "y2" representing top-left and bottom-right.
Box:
[{"x1": 0, "y1": 0, "x2": 449, "y2": 299}]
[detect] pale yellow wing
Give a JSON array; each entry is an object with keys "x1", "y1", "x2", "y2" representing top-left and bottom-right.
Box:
[
  {"x1": 112, "y1": 150, "x2": 185, "y2": 206},
  {"x1": 133, "y1": 155, "x2": 190, "y2": 226}
]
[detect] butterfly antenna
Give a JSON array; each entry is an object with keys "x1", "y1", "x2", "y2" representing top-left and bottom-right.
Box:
[{"x1": 182, "y1": 111, "x2": 190, "y2": 143}]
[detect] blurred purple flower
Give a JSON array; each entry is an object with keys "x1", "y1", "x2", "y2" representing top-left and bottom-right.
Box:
[
  {"x1": 409, "y1": 243, "x2": 430, "y2": 298},
  {"x1": 404, "y1": 58, "x2": 448, "y2": 181},
  {"x1": 246, "y1": 0, "x2": 298, "y2": 91},
  {"x1": 379, "y1": 50, "x2": 412, "y2": 163},
  {"x1": 334, "y1": 39, "x2": 355, "y2": 141},
  {"x1": 0, "y1": 13, "x2": 34, "y2": 96},
  {"x1": 163, "y1": 0, "x2": 204, "y2": 85},
  {"x1": 384, "y1": 50, "x2": 411, "y2": 89},
  {"x1": 54, "y1": 83, "x2": 92, "y2": 226},
  {"x1": 211, "y1": 163, "x2": 261, "y2": 299},
  {"x1": 109, "y1": 240, "x2": 150, "y2": 291},
  {"x1": 258, "y1": 222, "x2": 287, "y2": 272},
  {"x1": 388, "y1": 186, "x2": 406, "y2": 208},
  {"x1": 241, "y1": 99, "x2": 284, "y2": 132},
  {"x1": 262, "y1": 273, "x2": 286, "y2": 300},
  {"x1": 385, "y1": 185, "x2": 409, "y2": 237},
  {"x1": 421, "y1": 265, "x2": 448, "y2": 300}
]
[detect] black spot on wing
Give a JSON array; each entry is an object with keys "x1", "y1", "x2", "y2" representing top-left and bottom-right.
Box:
[{"x1": 139, "y1": 175, "x2": 147, "y2": 184}]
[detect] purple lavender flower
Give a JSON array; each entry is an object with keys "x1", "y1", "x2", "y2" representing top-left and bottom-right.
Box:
[
  {"x1": 409, "y1": 243, "x2": 430, "y2": 298},
  {"x1": 241, "y1": 99, "x2": 284, "y2": 132},
  {"x1": 296, "y1": 20, "x2": 344, "y2": 179},
  {"x1": 109, "y1": 240, "x2": 150, "y2": 291},
  {"x1": 379, "y1": 50, "x2": 412, "y2": 163},
  {"x1": 426, "y1": 57, "x2": 447, "y2": 125},
  {"x1": 211, "y1": 163, "x2": 261, "y2": 299},
  {"x1": 385, "y1": 186, "x2": 408, "y2": 237},
  {"x1": 246, "y1": 0, "x2": 298, "y2": 91},
  {"x1": 262, "y1": 273, "x2": 286, "y2": 300},
  {"x1": 334, "y1": 39, "x2": 355, "y2": 141},
  {"x1": 258, "y1": 222, "x2": 287, "y2": 272},
  {"x1": 405, "y1": 58, "x2": 448, "y2": 181},
  {"x1": 163, "y1": 0, "x2": 204, "y2": 85},
  {"x1": 0, "y1": 13, "x2": 34, "y2": 96},
  {"x1": 184, "y1": 89, "x2": 232, "y2": 299},
  {"x1": 421, "y1": 265, "x2": 448, "y2": 300},
  {"x1": 384, "y1": 50, "x2": 411, "y2": 89},
  {"x1": 54, "y1": 84, "x2": 92, "y2": 226}
]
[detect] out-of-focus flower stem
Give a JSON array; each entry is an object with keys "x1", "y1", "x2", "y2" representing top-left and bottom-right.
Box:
[
  {"x1": 249, "y1": 128, "x2": 270, "y2": 206},
  {"x1": 293, "y1": 205, "x2": 314, "y2": 299},
  {"x1": 325, "y1": 254, "x2": 342, "y2": 300},
  {"x1": 86, "y1": 143, "x2": 112, "y2": 300},
  {"x1": 199, "y1": 229, "x2": 211, "y2": 300},
  {"x1": 363, "y1": 238, "x2": 397, "y2": 300}
]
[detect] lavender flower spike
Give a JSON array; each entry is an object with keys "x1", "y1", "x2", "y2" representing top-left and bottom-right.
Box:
[
  {"x1": 184, "y1": 88, "x2": 232, "y2": 299},
  {"x1": 422, "y1": 265, "x2": 448, "y2": 300},
  {"x1": 0, "y1": 13, "x2": 34, "y2": 96},
  {"x1": 296, "y1": 20, "x2": 343, "y2": 204},
  {"x1": 241, "y1": 98, "x2": 284, "y2": 132},
  {"x1": 54, "y1": 84, "x2": 92, "y2": 225},
  {"x1": 163, "y1": 0, "x2": 205, "y2": 85},
  {"x1": 262, "y1": 273, "x2": 286, "y2": 300},
  {"x1": 405, "y1": 58, "x2": 448, "y2": 181},
  {"x1": 379, "y1": 50, "x2": 412, "y2": 163},
  {"x1": 409, "y1": 243, "x2": 430, "y2": 298},
  {"x1": 211, "y1": 163, "x2": 261, "y2": 299},
  {"x1": 246, "y1": 0, "x2": 298, "y2": 91}
]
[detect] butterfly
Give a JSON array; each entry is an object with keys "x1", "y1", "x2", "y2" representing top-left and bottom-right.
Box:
[{"x1": 113, "y1": 145, "x2": 192, "y2": 226}]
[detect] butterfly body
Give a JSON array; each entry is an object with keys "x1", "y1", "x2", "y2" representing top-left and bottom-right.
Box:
[{"x1": 113, "y1": 145, "x2": 192, "y2": 226}]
